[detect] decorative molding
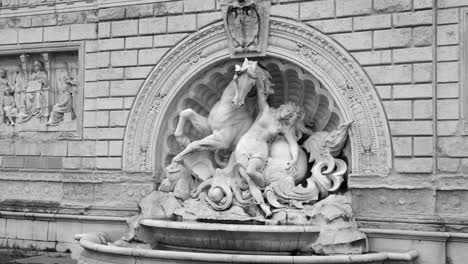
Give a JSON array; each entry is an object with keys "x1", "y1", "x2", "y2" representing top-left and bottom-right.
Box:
[
  {"x1": 461, "y1": 8, "x2": 468, "y2": 134},
  {"x1": 123, "y1": 17, "x2": 392, "y2": 177}
]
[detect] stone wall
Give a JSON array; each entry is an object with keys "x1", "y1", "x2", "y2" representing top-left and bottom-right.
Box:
[{"x1": 0, "y1": 0, "x2": 467, "y2": 260}]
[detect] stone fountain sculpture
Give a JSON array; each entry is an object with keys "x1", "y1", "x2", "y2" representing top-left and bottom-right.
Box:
[{"x1": 106, "y1": 59, "x2": 367, "y2": 256}]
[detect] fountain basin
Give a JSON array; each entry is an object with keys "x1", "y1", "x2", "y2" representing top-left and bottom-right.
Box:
[
  {"x1": 76, "y1": 231, "x2": 418, "y2": 264},
  {"x1": 141, "y1": 219, "x2": 322, "y2": 253}
]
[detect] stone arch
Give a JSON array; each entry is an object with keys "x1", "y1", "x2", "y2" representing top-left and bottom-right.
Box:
[{"x1": 123, "y1": 17, "x2": 392, "y2": 176}]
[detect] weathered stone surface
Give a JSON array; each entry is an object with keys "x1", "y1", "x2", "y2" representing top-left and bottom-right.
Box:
[
  {"x1": 300, "y1": 0, "x2": 335, "y2": 20},
  {"x1": 307, "y1": 195, "x2": 367, "y2": 255},
  {"x1": 336, "y1": 0, "x2": 372, "y2": 16},
  {"x1": 140, "y1": 191, "x2": 182, "y2": 220},
  {"x1": 438, "y1": 137, "x2": 468, "y2": 157},
  {"x1": 374, "y1": 0, "x2": 412, "y2": 12},
  {"x1": 98, "y1": 7, "x2": 125, "y2": 21},
  {"x1": 126, "y1": 4, "x2": 154, "y2": 18}
]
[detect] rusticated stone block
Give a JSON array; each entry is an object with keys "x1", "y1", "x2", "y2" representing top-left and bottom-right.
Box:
[
  {"x1": 95, "y1": 157, "x2": 122, "y2": 169},
  {"x1": 0, "y1": 140, "x2": 15, "y2": 155},
  {"x1": 197, "y1": 12, "x2": 223, "y2": 29},
  {"x1": 110, "y1": 50, "x2": 138, "y2": 67},
  {"x1": 270, "y1": 3, "x2": 299, "y2": 20},
  {"x1": 18, "y1": 28, "x2": 42, "y2": 43},
  {"x1": 393, "y1": 84, "x2": 432, "y2": 99},
  {"x1": 437, "y1": 45, "x2": 459, "y2": 61},
  {"x1": 374, "y1": 28, "x2": 412, "y2": 49},
  {"x1": 98, "y1": 7, "x2": 125, "y2": 21},
  {"x1": 351, "y1": 188, "x2": 434, "y2": 216},
  {"x1": 437, "y1": 24, "x2": 459, "y2": 45},
  {"x1": 96, "y1": 141, "x2": 108, "y2": 156},
  {"x1": 438, "y1": 137, "x2": 468, "y2": 157},
  {"x1": 126, "y1": 4, "x2": 154, "y2": 18},
  {"x1": 154, "y1": 33, "x2": 187, "y2": 47},
  {"x1": 438, "y1": 0, "x2": 468, "y2": 8},
  {"x1": 31, "y1": 14, "x2": 57, "y2": 27},
  {"x1": 3, "y1": 157, "x2": 24, "y2": 168},
  {"x1": 71, "y1": 24, "x2": 97, "y2": 40},
  {"x1": 184, "y1": 0, "x2": 215, "y2": 12},
  {"x1": 139, "y1": 17, "x2": 166, "y2": 35},
  {"x1": 365, "y1": 64, "x2": 412, "y2": 84},
  {"x1": 109, "y1": 141, "x2": 123, "y2": 156},
  {"x1": 62, "y1": 157, "x2": 81, "y2": 169},
  {"x1": 15, "y1": 141, "x2": 40, "y2": 155},
  {"x1": 154, "y1": 1, "x2": 183, "y2": 16},
  {"x1": 300, "y1": 0, "x2": 334, "y2": 20},
  {"x1": 0, "y1": 29, "x2": 17, "y2": 45},
  {"x1": 331, "y1": 31, "x2": 372, "y2": 51},
  {"x1": 44, "y1": 26, "x2": 70, "y2": 42},
  {"x1": 414, "y1": 0, "x2": 432, "y2": 9},
  {"x1": 437, "y1": 121, "x2": 459, "y2": 136},
  {"x1": 389, "y1": 120, "x2": 433, "y2": 135},
  {"x1": 392, "y1": 47, "x2": 432, "y2": 63},
  {"x1": 383, "y1": 100, "x2": 412, "y2": 119},
  {"x1": 308, "y1": 18, "x2": 352, "y2": 33},
  {"x1": 352, "y1": 50, "x2": 392, "y2": 65},
  {"x1": 438, "y1": 99, "x2": 459, "y2": 120},
  {"x1": 438, "y1": 157, "x2": 460, "y2": 172},
  {"x1": 436, "y1": 190, "x2": 468, "y2": 216},
  {"x1": 353, "y1": 14, "x2": 391, "y2": 30},
  {"x1": 437, "y1": 83, "x2": 458, "y2": 99},
  {"x1": 111, "y1": 20, "x2": 138, "y2": 37},
  {"x1": 437, "y1": 62, "x2": 459, "y2": 82},
  {"x1": 40, "y1": 142, "x2": 67, "y2": 156},
  {"x1": 83, "y1": 127, "x2": 125, "y2": 140},
  {"x1": 98, "y1": 68, "x2": 124, "y2": 80},
  {"x1": 96, "y1": 98, "x2": 123, "y2": 110},
  {"x1": 68, "y1": 141, "x2": 96, "y2": 156},
  {"x1": 395, "y1": 157, "x2": 433, "y2": 173},
  {"x1": 413, "y1": 63, "x2": 432, "y2": 83},
  {"x1": 413, "y1": 99, "x2": 433, "y2": 119},
  {"x1": 63, "y1": 183, "x2": 95, "y2": 202},
  {"x1": 413, "y1": 26, "x2": 433, "y2": 46},
  {"x1": 98, "y1": 22, "x2": 110, "y2": 38},
  {"x1": 125, "y1": 66, "x2": 152, "y2": 79},
  {"x1": 110, "y1": 80, "x2": 143, "y2": 96},
  {"x1": 168, "y1": 14, "x2": 196, "y2": 32},
  {"x1": 57, "y1": 12, "x2": 80, "y2": 25},
  {"x1": 336, "y1": 0, "x2": 372, "y2": 16},
  {"x1": 98, "y1": 38, "x2": 125, "y2": 51},
  {"x1": 374, "y1": 0, "x2": 412, "y2": 13},
  {"x1": 392, "y1": 137, "x2": 412, "y2": 156},
  {"x1": 109, "y1": 110, "x2": 130, "y2": 126},
  {"x1": 138, "y1": 48, "x2": 170, "y2": 65},
  {"x1": 126, "y1": 36, "x2": 153, "y2": 49},
  {"x1": 413, "y1": 137, "x2": 433, "y2": 156},
  {"x1": 393, "y1": 10, "x2": 433, "y2": 27}
]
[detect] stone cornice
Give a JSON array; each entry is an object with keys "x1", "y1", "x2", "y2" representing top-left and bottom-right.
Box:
[{"x1": 0, "y1": 0, "x2": 170, "y2": 18}]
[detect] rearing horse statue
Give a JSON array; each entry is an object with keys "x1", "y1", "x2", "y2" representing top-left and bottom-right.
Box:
[{"x1": 172, "y1": 58, "x2": 273, "y2": 164}]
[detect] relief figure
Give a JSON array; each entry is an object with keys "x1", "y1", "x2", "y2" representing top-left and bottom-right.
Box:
[
  {"x1": 47, "y1": 63, "x2": 76, "y2": 126},
  {"x1": 18, "y1": 60, "x2": 48, "y2": 122}
]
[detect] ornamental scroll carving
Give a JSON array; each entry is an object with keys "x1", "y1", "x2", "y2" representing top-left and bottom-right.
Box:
[
  {"x1": 0, "y1": 47, "x2": 81, "y2": 135},
  {"x1": 123, "y1": 17, "x2": 392, "y2": 177}
]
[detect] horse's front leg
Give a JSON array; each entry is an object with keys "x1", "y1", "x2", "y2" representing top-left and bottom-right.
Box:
[
  {"x1": 172, "y1": 133, "x2": 227, "y2": 163},
  {"x1": 174, "y1": 109, "x2": 211, "y2": 146}
]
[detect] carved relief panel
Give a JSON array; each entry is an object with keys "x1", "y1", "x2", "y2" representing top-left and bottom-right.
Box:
[{"x1": 0, "y1": 44, "x2": 82, "y2": 136}]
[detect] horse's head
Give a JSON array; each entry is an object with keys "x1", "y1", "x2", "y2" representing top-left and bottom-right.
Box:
[{"x1": 231, "y1": 58, "x2": 273, "y2": 108}]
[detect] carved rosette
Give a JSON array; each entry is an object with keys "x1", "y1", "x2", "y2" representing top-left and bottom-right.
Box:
[{"x1": 123, "y1": 17, "x2": 392, "y2": 177}]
